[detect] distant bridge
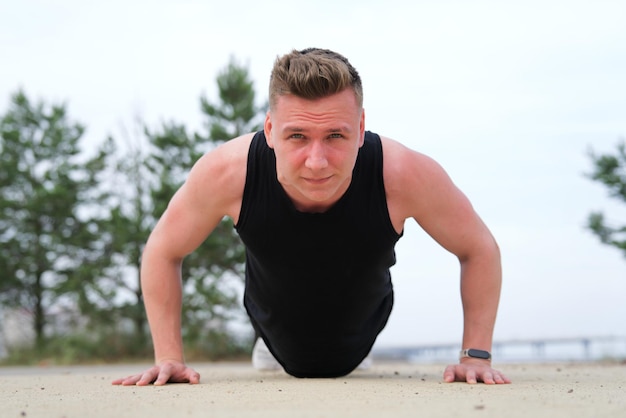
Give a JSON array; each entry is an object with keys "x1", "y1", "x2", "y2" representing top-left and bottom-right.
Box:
[{"x1": 373, "y1": 335, "x2": 626, "y2": 362}]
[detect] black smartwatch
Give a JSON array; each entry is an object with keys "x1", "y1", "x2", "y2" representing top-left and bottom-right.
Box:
[{"x1": 459, "y1": 348, "x2": 492, "y2": 361}]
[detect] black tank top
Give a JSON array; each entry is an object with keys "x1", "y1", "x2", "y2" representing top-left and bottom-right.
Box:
[{"x1": 235, "y1": 131, "x2": 402, "y2": 377}]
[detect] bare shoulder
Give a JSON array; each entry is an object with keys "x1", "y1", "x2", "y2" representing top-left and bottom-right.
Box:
[
  {"x1": 181, "y1": 132, "x2": 255, "y2": 220},
  {"x1": 380, "y1": 135, "x2": 497, "y2": 259},
  {"x1": 380, "y1": 135, "x2": 459, "y2": 229},
  {"x1": 381, "y1": 136, "x2": 449, "y2": 196},
  {"x1": 145, "y1": 133, "x2": 255, "y2": 258}
]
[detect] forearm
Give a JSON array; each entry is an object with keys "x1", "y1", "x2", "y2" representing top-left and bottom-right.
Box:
[
  {"x1": 141, "y1": 247, "x2": 185, "y2": 364},
  {"x1": 459, "y1": 243, "x2": 502, "y2": 353}
]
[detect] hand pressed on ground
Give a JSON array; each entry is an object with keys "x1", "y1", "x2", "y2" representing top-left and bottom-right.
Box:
[
  {"x1": 112, "y1": 360, "x2": 200, "y2": 386},
  {"x1": 443, "y1": 359, "x2": 511, "y2": 385}
]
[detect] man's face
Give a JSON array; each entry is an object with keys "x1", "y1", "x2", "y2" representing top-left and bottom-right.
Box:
[{"x1": 264, "y1": 89, "x2": 365, "y2": 213}]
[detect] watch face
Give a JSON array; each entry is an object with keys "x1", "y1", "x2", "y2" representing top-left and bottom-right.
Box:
[{"x1": 468, "y1": 349, "x2": 491, "y2": 359}]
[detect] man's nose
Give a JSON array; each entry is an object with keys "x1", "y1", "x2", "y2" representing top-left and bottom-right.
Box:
[{"x1": 305, "y1": 141, "x2": 329, "y2": 170}]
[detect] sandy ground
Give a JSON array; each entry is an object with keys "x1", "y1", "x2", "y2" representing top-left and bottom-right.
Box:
[{"x1": 1, "y1": 361, "x2": 624, "y2": 418}]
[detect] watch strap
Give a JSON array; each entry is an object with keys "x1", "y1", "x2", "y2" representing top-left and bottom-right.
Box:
[{"x1": 459, "y1": 348, "x2": 492, "y2": 360}]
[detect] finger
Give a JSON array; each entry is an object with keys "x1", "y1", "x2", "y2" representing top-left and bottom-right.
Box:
[
  {"x1": 111, "y1": 377, "x2": 127, "y2": 385},
  {"x1": 124, "y1": 377, "x2": 143, "y2": 386},
  {"x1": 137, "y1": 368, "x2": 160, "y2": 386},
  {"x1": 465, "y1": 369, "x2": 477, "y2": 384},
  {"x1": 112, "y1": 374, "x2": 142, "y2": 386},
  {"x1": 495, "y1": 373, "x2": 512, "y2": 384},
  {"x1": 188, "y1": 370, "x2": 201, "y2": 384},
  {"x1": 481, "y1": 371, "x2": 495, "y2": 385},
  {"x1": 153, "y1": 364, "x2": 174, "y2": 386},
  {"x1": 443, "y1": 365, "x2": 457, "y2": 383}
]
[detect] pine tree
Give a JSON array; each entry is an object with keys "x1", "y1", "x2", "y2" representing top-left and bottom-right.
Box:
[
  {"x1": 0, "y1": 90, "x2": 112, "y2": 350},
  {"x1": 586, "y1": 140, "x2": 626, "y2": 259}
]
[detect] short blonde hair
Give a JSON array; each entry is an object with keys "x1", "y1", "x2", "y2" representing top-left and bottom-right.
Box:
[{"x1": 269, "y1": 48, "x2": 363, "y2": 110}]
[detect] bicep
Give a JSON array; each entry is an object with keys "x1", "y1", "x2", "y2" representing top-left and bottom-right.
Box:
[
  {"x1": 145, "y1": 136, "x2": 249, "y2": 260},
  {"x1": 390, "y1": 147, "x2": 495, "y2": 259},
  {"x1": 415, "y1": 179, "x2": 492, "y2": 260},
  {"x1": 147, "y1": 184, "x2": 226, "y2": 260}
]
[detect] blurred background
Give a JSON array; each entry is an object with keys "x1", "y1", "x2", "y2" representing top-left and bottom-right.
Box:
[{"x1": 1, "y1": 0, "x2": 624, "y2": 364}]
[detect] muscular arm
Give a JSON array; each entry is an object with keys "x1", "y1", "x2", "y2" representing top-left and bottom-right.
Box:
[
  {"x1": 113, "y1": 133, "x2": 253, "y2": 385},
  {"x1": 382, "y1": 137, "x2": 509, "y2": 384}
]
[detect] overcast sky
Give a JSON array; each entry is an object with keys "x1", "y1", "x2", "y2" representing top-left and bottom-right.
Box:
[{"x1": 1, "y1": 0, "x2": 625, "y2": 348}]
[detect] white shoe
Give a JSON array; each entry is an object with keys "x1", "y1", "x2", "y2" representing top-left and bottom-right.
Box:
[
  {"x1": 252, "y1": 337, "x2": 373, "y2": 372},
  {"x1": 357, "y1": 354, "x2": 373, "y2": 370},
  {"x1": 252, "y1": 338, "x2": 282, "y2": 371}
]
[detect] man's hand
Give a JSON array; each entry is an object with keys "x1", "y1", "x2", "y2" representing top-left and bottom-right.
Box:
[
  {"x1": 112, "y1": 360, "x2": 200, "y2": 386},
  {"x1": 443, "y1": 359, "x2": 511, "y2": 384}
]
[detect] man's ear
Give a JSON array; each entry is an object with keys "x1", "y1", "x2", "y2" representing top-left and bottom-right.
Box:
[
  {"x1": 358, "y1": 108, "x2": 366, "y2": 147},
  {"x1": 264, "y1": 111, "x2": 274, "y2": 148}
]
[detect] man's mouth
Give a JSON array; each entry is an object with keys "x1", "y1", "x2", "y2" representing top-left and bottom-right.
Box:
[{"x1": 303, "y1": 175, "x2": 332, "y2": 185}]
